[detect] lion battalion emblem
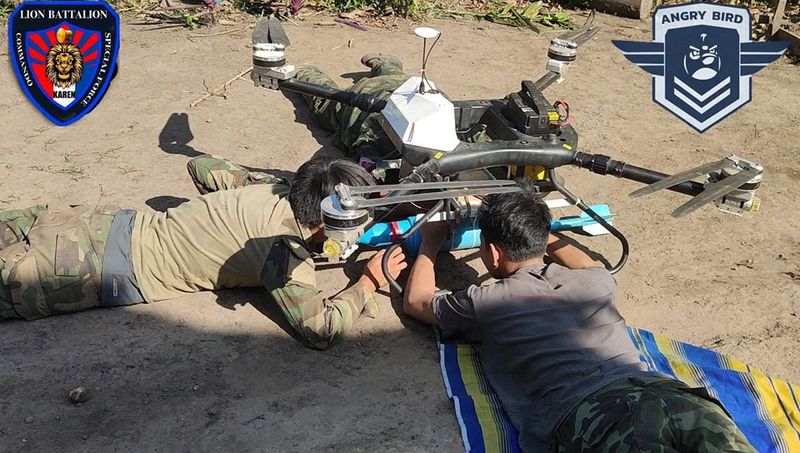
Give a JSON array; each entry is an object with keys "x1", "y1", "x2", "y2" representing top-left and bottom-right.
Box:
[{"x1": 8, "y1": 2, "x2": 119, "y2": 126}]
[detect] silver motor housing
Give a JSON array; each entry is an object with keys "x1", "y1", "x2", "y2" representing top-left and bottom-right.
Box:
[{"x1": 320, "y1": 195, "x2": 371, "y2": 261}]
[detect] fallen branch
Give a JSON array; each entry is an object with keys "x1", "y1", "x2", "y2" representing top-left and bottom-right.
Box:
[
  {"x1": 189, "y1": 67, "x2": 252, "y2": 108},
  {"x1": 189, "y1": 26, "x2": 246, "y2": 38},
  {"x1": 155, "y1": 4, "x2": 203, "y2": 10},
  {"x1": 334, "y1": 17, "x2": 368, "y2": 31}
]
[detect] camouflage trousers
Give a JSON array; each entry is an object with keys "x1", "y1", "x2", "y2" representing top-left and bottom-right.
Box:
[
  {"x1": 554, "y1": 376, "x2": 755, "y2": 452},
  {"x1": 295, "y1": 58, "x2": 408, "y2": 161},
  {"x1": 186, "y1": 153, "x2": 285, "y2": 193},
  {"x1": 0, "y1": 205, "x2": 116, "y2": 320}
]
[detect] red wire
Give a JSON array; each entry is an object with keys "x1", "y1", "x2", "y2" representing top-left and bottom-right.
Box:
[{"x1": 553, "y1": 100, "x2": 573, "y2": 126}]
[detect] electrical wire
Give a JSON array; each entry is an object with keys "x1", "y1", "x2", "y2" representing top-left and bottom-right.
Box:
[
  {"x1": 382, "y1": 199, "x2": 445, "y2": 293},
  {"x1": 419, "y1": 34, "x2": 441, "y2": 94},
  {"x1": 554, "y1": 100, "x2": 573, "y2": 126},
  {"x1": 547, "y1": 168, "x2": 629, "y2": 274}
]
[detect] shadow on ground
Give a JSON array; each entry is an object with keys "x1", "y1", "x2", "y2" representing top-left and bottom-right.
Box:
[
  {"x1": 157, "y1": 112, "x2": 304, "y2": 180},
  {"x1": 0, "y1": 288, "x2": 461, "y2": 452}
]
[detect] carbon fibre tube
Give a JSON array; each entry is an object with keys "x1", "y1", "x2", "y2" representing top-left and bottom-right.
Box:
[
  {"x1": 573, "y1": 152, "x2": 704, "y2": 196},
  {"x1": 279, "y1": 78, "x2": 387, "y2": 113}
]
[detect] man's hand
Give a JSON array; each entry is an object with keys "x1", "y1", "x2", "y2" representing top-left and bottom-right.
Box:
[
  {"x1": 359, "y1": 248, "x2": 407, "y2": 292},
  {"x1": 421, "y1": 221, "x2": 449, "y2": 252}
]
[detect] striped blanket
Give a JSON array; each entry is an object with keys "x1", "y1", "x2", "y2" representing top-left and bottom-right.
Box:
[{"x1": 437, "y1": 327, "x2": 800, "y2": 453}]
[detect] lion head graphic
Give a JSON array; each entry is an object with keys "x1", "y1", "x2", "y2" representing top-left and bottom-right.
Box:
[{"x1": 45, "y1": 27, "x2": 83, "y2": 89}]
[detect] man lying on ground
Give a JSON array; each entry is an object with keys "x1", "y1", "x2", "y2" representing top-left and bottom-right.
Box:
[
  {"x1": 294, "y1": 53, "x2": 407, "y2": 163},
  {"x1": 402, "y1": 180, "x2": 754, "y2": 452},
  {"x1": 296, "y1": 53, "x2": 490, "y2": 164},
  {"x1": 0, "y1": 155, "x2": 406, "y2": 350}
]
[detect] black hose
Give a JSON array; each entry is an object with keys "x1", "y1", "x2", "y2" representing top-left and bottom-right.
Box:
[
  {"x1": 382, "y1": 200, "x2": 446, "y2": 294},
  {"x1": 614, "y1": 163, "x2": 703, "y2": 196},
  {"x1": 434, "y1": 147, "x2": 576, "y2": 176},
  {"x1": 547, "y1": 168, "x2": 629, "y2": 274},
  {"x1": 573, "y1": 152, "x2": 704, "y2": 196},
  {"x1": 279, "y1": 78, "x2": 387, "y2": 113}
]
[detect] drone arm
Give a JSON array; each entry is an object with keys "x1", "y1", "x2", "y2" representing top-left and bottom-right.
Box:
[
  {"x1": 572, "y1": 152, "x2": 704, "y2": 196},
  {"x1": 279, "y1": 78, "x2": 387, "y2": 113},
  {"x1": 533, "y1": 71, "x2": 561, "y2": 92}
]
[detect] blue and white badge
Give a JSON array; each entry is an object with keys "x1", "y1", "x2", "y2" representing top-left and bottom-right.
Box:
[
  {"x1": 8, "y1": 1, "x2": 120, "y2": 126},
  {"x1": 613, "y1": 3, "x2": 788, "y2": 133}
]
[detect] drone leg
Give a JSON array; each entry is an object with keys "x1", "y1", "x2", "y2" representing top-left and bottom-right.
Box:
[
  {"x1": 382, "y1": 200, "x2": 446, "y2": 294},
  {"x1": 547, "y1": 168, "x2": 630, "y2": 274}
]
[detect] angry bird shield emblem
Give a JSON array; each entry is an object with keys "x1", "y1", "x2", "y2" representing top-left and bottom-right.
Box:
[
  {"x1": 8, "y1": 1, "x2": 119, "y2": 126},
  {"x1": 613, "y1": 3, "x2": 787, "y2": 133}
]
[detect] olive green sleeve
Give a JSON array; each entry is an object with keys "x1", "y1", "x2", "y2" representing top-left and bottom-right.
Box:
[{"x1": 261, "y1": 238, "x2": 376, "y2": 350}]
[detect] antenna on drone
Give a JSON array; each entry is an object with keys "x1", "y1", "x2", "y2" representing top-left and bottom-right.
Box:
[{"x1": 414, "y1": 27, "x2": 441, "y2": 94}]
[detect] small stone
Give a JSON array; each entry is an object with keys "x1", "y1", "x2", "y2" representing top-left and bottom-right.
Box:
[
  {"x1": 22, "y1": 438, "x2": 27, "y2": 443},
  {"x1": 236, "y1": 393, "x2": 243, "y2": 399},
  {"x1": 24, "y1": 416, "x2": 34, "y2": 424},
  {"x1": 192, "y1": 385, "x2": 199, "y2": 391},
  {"x1": 69, "y1": 386, "x2": 89, "y2": 404},
  {"x1": 82, "y1": 435, "x2": 88, "y2": 440}
]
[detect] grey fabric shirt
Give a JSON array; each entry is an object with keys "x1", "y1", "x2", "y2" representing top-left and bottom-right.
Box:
[{"x1": 433, "y1": 263, "x2": 653, "y2": 453}]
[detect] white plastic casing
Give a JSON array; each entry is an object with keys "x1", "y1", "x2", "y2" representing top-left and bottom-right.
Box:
[{"x1": 380, "y1": 76, "x2": 460, "y2": 152}]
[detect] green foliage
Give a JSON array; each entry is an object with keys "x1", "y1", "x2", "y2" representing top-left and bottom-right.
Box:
[
  {"x1": 312, "y1": 0, "x2": 434, "y2": 19},
  {"x1": 184, "y1": 13, "x2": 200, "y2": 27},
  {"x1": 446, "y1": 1, "x2": 572, "y2": 31},
  {"x1": 0, "y1": 0, "x2": 16, "y2": 24},
  {"x1": 305, "y1": 0, "x2": 570, "y2": 27}
]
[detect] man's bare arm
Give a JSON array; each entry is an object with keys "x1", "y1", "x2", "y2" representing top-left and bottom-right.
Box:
[
  {"x1": 403, "y1": 225, "x2": 447, "y2": 325},
  {"x1": 545, "y1": 234, "x2": 603, "y2": 270}
]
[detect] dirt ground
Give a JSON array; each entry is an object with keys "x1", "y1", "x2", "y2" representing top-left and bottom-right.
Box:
[{"x1": 1, "y1": 10, "x2": 799, "y2": 453}]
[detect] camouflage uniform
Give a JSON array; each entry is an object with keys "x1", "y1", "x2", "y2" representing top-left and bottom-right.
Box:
[
  {"x1": 295, "y1": 57, "x2": 408, "y2": 161},
  {"x1": 184, "y1": 154, "x2": 378, "y2": 350},
  {"x1": 185, "y1": 154, "x2": 285, "y2": 194},
  {"x1": 0, "y1": 204, "x2": 116, "y2": 320},
  {"x1": 1, "y1": 156, "x2": 376, "y2": 351},
  {"x1": 554, "y1": 375, "x2": 756, "y2": 452}
]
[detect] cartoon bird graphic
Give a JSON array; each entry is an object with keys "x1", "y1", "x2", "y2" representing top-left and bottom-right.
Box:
[{"x1": 612, "y1": 37, "x2": 787, "y2": 78}]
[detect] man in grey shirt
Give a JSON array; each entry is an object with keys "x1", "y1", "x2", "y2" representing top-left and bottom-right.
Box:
[{"x1": 403, "y1": 180, "x2": 754, "y2": 452}]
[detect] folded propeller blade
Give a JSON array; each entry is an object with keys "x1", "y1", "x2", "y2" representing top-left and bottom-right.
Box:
[
  {"x1": 556, "y1": 25, "x2": 601, "y2": 47},
  {"x1": 268, "y1": 17, "x2": 291, "y2": 47},
  {"x1": 252, "y1": 17, "x2": 291, "y2": 47},
  {"x1": 671, "y1": 168, "x2": 760, "y2": 218}
]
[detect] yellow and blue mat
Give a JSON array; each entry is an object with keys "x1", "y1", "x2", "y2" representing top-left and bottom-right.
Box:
[{"x1": 437, "y1": 327, "x2": 800, "y2": 453}]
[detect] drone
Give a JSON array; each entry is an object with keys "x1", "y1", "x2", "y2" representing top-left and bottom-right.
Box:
[{"x1": 250, "y1": 18, "x2": 763, "y2": 291}]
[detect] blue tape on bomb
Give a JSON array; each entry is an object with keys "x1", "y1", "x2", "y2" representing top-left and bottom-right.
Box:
[{"x1": 357, "y1": 204, "x2": 613, "y2": 255}]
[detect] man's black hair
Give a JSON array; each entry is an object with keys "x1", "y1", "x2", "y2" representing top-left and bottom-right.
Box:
[
  {"x1": 289, "y1": 157, "x2": 375, "y2": 228},
  {"x1": 478, "y1": 179, "x2": 552, "y2": 261}
]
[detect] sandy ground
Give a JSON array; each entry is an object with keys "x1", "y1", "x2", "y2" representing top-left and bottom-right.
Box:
[{"x1": 1, "y1": 11, "x2": 799, "y2": 452}]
